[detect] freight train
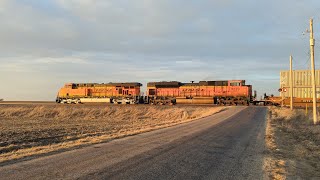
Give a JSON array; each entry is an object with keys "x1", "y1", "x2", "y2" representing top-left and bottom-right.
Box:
[{"x1": 56, "y1": 80, "x2": 253, "y2": 105}]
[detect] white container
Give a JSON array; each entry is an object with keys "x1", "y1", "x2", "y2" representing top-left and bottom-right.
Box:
[{"x1": 280, "y1": 69, "x2": 320, "y2": 98}]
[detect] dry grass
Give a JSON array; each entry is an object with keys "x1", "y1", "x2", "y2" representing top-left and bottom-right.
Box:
[
  {"x1": 0, "y1": 104, "x2": 225, "y2": 163},
  {"x1": 265, "y1": 107, "x2": 320, "y2": 179}
]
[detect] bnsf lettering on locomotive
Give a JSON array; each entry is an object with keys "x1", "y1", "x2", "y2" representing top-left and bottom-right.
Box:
[{"x1": 93, "y1": 89, "x2": 112, "y2": 93}]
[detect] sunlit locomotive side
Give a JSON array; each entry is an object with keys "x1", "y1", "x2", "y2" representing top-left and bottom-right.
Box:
[
  {"x1": 147, "y1": 80, "x2": 252, "y2": 105},
  {"x1": 56, "y1": 82, "x2": 142, "y2": 104}
]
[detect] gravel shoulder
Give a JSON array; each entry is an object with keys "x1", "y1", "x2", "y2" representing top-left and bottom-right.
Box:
[{"x1": 265, "y1": 107, "x2": 320, "y2": 179}]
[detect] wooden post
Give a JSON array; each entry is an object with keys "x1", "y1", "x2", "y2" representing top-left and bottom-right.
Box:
[
  {"x1": 290, "y1": 55, "x2": 293, "y2": 110},
  {"x1": 309, "y1": 18, "x2": 318, "y2": 124}
]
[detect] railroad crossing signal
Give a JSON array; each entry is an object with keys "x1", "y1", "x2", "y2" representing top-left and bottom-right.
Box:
[{"x1": 278, "y1": 88, "x2": 287, "y2": 92}]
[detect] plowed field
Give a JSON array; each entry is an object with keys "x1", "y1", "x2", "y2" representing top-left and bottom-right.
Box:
[{"x1": 0, "y1": 104, "x2": 225, "y2": 163}]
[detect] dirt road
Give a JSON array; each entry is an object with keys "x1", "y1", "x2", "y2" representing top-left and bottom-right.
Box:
[{"x1": 0, "y1": 107, "x2": 267, "y2": 180}]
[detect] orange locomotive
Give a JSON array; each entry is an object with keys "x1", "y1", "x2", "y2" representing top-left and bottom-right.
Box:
[
  {"x1": 147, "y1": 80, "x2": 252, "y2": 105},
  {"x1": 56, "y1": 82, "x2": 142, "y2": 104}
]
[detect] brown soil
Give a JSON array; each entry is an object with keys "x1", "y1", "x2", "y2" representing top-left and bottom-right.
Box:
[
  {"x1": 265, "y1": 107, "x2": 320, "y2": 179},
  {"x1": 0, "y1": 104, "x2": 225, "y2": 163}
]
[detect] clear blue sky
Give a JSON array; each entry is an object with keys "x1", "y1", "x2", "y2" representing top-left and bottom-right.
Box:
[{"x1": 1, "y1": 0, "x2": 320, "y2": 100}]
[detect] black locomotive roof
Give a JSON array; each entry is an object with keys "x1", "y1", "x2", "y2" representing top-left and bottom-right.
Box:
[
  {"x1": 69, "y1": 82, "x2": 142, "y2": 87},
  {"x1": 182, "y1": 83, "x2": 200, "y2": 86},
  {"x1": 147, "y1": 80, "x2": 247, "y2": 88},
  {"x1": 108, "y1": 82, "x2": 142, "y2": 86},
  {"x1": 147, "y1": 81, "x2": 181, "y2": 87}
]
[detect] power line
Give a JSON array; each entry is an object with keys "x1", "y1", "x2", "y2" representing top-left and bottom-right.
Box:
[{"x1": 292, "y1": 50, "x2": 311, "y2": 70}]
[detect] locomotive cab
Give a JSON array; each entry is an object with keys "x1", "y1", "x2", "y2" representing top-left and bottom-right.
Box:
[{"x1": 229, "y1": 80, "x2": 245, "y2": 86}]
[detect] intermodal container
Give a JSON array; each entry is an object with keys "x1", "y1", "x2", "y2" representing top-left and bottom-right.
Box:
[{"x1": 280, "y1": 69, "x2": 320, "y2": 98}]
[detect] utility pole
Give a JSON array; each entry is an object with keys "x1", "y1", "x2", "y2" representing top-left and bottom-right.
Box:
[
  {"x1": 290, "y1": 55, "x2": 293, "y2": 110},
  {"x1": 309, "y1": 18, "x2": 318, "y2": 124}
]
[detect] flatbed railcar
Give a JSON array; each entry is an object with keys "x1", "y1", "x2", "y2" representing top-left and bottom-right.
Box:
[{"x1": 263, "y1": 96, "x2": 320, "y2": 108}]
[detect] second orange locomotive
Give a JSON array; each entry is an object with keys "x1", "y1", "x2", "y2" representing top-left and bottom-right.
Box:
[{"x1": 147, "y1": 80, "x2": 252, "y2": 105}]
